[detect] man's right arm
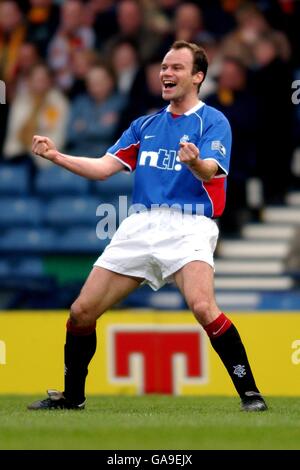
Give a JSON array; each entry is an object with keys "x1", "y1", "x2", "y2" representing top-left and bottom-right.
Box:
[{"x1": 32, "y1": 135, "x2": 125, "y2": 180}]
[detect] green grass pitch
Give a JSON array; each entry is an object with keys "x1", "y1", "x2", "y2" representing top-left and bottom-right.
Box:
[{"x1": 0, "y1": 396, "x2": 299, "y2": 450}]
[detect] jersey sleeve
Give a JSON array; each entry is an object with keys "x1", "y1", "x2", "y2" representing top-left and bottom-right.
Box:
[
  {"x1": 199, "y1": 115, "x2": 232, "y2": 175},
  {"x1": 106, "y1": 121, "x2": 140, "y2": 172}
]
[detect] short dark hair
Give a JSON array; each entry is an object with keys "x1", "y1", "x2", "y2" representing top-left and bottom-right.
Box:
[{"x1": 170, "y1": 40, "x2": 208, "y2": 81}]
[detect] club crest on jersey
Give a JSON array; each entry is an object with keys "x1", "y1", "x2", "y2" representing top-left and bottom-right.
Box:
[
  {"x1": 211, "y1": 140, "x2": 226, "y2": 157},
  {"x1": 139, "y1": 149, "x2": 182, "y2": 171},
  {"x1": 180, "y1": 134, "x2": 190, "y2": 143}
]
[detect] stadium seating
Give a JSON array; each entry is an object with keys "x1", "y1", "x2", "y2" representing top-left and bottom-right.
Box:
[
  {"x1": 0, "y1": 259, "x2": 10, "y2": 276},
  {"x1": 0, "y1": 257, "x2": 45, "y2": 279},
  {"x1": 16, "y1": 257, "x2": 45, "y2": 277},
  {"x1": 35, "y1": 166, "x2": 90, "y2": 195},
  {"x1": 58, "y1": 227, "x2": 109, "y2": 253},
  {"x1": 1, "y1": 156, "x2": 299, "y2": 310},
  {"x1": 0, "y1": 197, "x2": 43, "y2": 227},
  {"x1": 93, "y1": 171, "x2": 133, "y2": 196},
  {"x1": 45, "y1": 196, "x2": 100, "y2": 227},
  {"x1": 215, "y1": 190, "x2": 300, "y2": 310},
  {"x1": 0, "y1": 228, "x2": 57, "y2": 253},
  {"x1": 0, "y1": 163, "x2": 29, "y2": 195}
]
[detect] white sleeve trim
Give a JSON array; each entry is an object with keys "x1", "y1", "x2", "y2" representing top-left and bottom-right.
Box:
[
  {"x1": 107, "y1": 153, "x2": 133, "y2": 172},
  {"x1": 201, "y1": 157, "x2": 228, "y2": 176}
]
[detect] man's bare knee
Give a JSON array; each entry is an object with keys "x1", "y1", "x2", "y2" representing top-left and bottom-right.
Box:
[
  {"x1": 190, "y1": 299, "x2": 215, "y2": 325},
  {"x1": 70, "y1": 299, "x2": 101, "y2": 328}
]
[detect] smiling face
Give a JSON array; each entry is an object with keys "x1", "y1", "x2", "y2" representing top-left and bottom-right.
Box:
[{"x1": 160, "y1": 47, "x2": 203, "y2": 107}]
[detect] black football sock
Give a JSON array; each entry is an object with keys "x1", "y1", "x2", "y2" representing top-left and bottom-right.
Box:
[
  {"x1": 204, "y1": 314, "x2": 260, "y2": 398},
  {"x1": 63, "y1": 320, "x2": 97, "y2": 404},
  {"x1": 210, "y1": 324, "x2": 260, "y2": 398}
]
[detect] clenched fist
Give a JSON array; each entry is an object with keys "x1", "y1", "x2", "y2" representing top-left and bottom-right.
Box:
[
  {"x1": 178, "y1": 142, "x2": 199, "y2": 167},
  {"x1": 32, "y1": 135, "x2": 58, "y2": 161}
]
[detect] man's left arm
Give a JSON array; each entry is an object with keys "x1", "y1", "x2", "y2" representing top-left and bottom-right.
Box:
[
  {"x1": 178, "y1": 142, "x2": 218, "y2": 182},
  {"x1": 179, "y1": 115, "x2": 231, "y2": 181}
]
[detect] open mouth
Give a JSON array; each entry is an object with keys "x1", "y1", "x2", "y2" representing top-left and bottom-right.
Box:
[{"x1": 163, "y1": 81, "x2": 176, "y2": 89}]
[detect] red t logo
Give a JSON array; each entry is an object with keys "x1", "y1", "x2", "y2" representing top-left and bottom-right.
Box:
[{"x1": 108, "y1": 326, "x2": 207, "y2": 394}]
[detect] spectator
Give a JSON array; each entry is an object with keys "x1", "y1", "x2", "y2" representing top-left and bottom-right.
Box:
[
  {"x1": 0, "y1": 1, "x2": 27, "y2": 92},
  {"x1": 116, "y1": 55, "x2": 165, "y2": 133},
  {"x1": 111, "y1": 38, "x2": 140, "y2": 95},
  {"x1": 13, "y1": 42, "x2": 40, "y2": 96},
  {"x1": 48, "y1": 0, "x2": 95, "y2": 91},
  {"x1": 173, "y1": 2, "x2": 210, "y2": 44},
  {"x1": 157, "y1": 2, "x2": 214, "y2": 59},
  {"x1": 221, "y1": 2, "x2": 291, "y2": 66},
  {"x1": 3, "y1": 63, "x2": 69, "y2": 170},
  {"x1": 0, "y1": 0, "x2": 27, "y2": 155},
  {"x1": 252, "y1": 33, "x2": 293, "y2": 204},
  {"x1": 141, "y1": 0, "x2": 174, "y2": 37},
  {"x1": 142, "y1": 57, "x2": 167, "y2": 113},
  {"x1": 198, "y1": 0, "x2": 236, "y2": 38},
  {"x1": 89, "y1": 0, "x2": 118, "y2": 48},
  {"x1": 206, "y1": 56, "x2": 257, "y2": 234},
  {"x1": 105, "y1": 0, "x2": 162, "y2": 62},
  {"x1": 197, "y1": 35, "x2": 220, "y2": 99},
  {"x1": 25, "y1": 0, "x2": 60, "y2": 57},
  {"x1": 68, "y1": 49, "x2": 100, "y2": 99},
  {"x1": 156, "y1": 0, "x2": 181, "y2": 22},
  {"x1": 66, "y1": 64, "x2": 126, "y2": 156}
]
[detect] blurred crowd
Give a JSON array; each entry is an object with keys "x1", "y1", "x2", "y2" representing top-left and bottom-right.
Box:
[{"x1": 0, "y1": 0, "x2": 300, "y2": 234}]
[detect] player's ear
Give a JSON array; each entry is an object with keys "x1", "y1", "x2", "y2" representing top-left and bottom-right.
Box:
[{"x1": 193, "y1": 71, "x2": 204, "y2": 86}]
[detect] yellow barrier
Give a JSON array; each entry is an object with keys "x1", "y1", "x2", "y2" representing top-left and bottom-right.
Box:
[{"x1": 0, "y1": 311, "x2": 300, "y2": 395}]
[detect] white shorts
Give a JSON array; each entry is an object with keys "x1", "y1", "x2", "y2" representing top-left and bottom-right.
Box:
[{"x1": 94, "y1": 209, "x2": 219, "y2": 291}]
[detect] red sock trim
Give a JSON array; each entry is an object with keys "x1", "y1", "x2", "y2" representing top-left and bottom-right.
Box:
[
  {"x1": 66, "y1": 319, "x2": 96, "y2": 336},
  {"x1": 204, "y1": 313, "x2": 232, "y2": 338}
]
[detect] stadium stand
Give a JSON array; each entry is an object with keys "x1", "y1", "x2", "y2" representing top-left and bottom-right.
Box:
[
  {"x1": 92, "y1": 172, "x2": 133, "y2": 196},
  {"x1": 58, "y1": 227, "x2": 109, "y2": 253},
  {"x1": 0, "y1": 164, "x2": 29, "y2": 195},
  {"x1": 215, "y1": 190, "x2": 300, "y2": 310},
  {"x1": 0, "y1": 0, "x2": 299, "y2": 311},
  {"x1": 0, "y1": 259, "x2": 10, "y2": 277},
  {"x1": 0, "y1": 162, "x2": 131, "y2": 308},
  {"x1": 0, "y1": 157, "x2": 299, "y2": 310},
  {"x1": 16, "y1": 257, "x2": 45, "y2": 277},
  {"x1": 0, "y1": 197, "x2": 42, "y2": 227},
  {"x1": 0, "y1": 227, "x2": 57, "y2": 253},
  {"x1": 35, "y1": 166, "x2": 90, "y2": 196},
  {"x1": 45, "y1": 196, "x2": 100, "y2": 227}
]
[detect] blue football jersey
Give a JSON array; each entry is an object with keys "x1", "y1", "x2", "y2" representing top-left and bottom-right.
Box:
[{"x1": 107, "y1": 101, "x2": 232, "y2": 217}]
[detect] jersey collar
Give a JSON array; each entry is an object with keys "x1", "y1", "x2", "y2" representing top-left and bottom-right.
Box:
[{"x1": 166, "y1": 101, "x2": 205, "y2": 116}]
